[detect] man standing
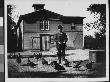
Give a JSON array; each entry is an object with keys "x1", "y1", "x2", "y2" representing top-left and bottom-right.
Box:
[{"x1": 54, "y1": 25, "x2": 68, "y2": 64}]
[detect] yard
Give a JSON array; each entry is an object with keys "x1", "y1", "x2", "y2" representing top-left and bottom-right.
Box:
[{"x1": 7, "y1": 49, "x2": 106, "y2": 78}]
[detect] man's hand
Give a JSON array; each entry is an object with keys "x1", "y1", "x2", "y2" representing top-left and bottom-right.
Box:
[
  {"x1": 58, "y1": 42, "x2": 66, "y2": 44},
  {"x1": 58, "y1": 42, "x2": 61, "y2": 44},
  {"x1": 63, "y1": 42, "x2": 66, "y2": 44}
]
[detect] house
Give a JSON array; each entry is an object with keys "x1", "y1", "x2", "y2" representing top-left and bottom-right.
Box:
[{"x1": 17, "y1": 4, "x2": 85, "y2": 51}]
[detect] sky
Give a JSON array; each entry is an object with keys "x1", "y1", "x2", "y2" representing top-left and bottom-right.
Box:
[{"x1": 5, "y1": 0, "x2": 108, "y2": 36}]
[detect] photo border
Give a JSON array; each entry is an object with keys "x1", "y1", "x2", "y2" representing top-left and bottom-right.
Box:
[{"x1": 5, "y1": 0, "x2": 109, "y2": 82}]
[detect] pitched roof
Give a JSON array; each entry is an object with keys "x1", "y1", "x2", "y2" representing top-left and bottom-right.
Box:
[
  {"x1": 23, "y1": 9, "x2": 63, "y2": 23},
  {"x1": 18, "y1": 9, "x2": 85, "y2": 24},
  {"x1": 60, "y1": 16, "x2": 85, "y2": 24}
]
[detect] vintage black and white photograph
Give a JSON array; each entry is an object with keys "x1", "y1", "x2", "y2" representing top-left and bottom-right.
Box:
[
  {"x1": 5, "y1": 0, "x2": 109, "y2": 81},
  {"x1": 0, "y1": 0, "x2": 4, "y2": 82}
]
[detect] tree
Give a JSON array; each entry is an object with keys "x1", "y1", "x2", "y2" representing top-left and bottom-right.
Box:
[
  {"x1": 84, "y1": 4, "x2": 106, "y2": 50},
  {"x1": 7, "y1": 5, "x2": 23, "y2": 52},
  {"x1": 7, "y1": 5, "x2": 18, "y2": 53},
  {"x1": 87, "y1": 4, "x2": 106, "y2": 36},
  {"x1": 84, "y1": 35, "x2": 96, "y2": 49}
]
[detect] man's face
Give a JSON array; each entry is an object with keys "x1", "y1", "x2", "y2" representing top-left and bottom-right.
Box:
[{"x1": 58, "y1": 28, "x2": 62, "y2": 32}]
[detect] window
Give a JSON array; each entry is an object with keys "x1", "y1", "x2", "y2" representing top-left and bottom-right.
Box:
[
  {"x1": 50, "y1": 35, "x2": 54, "y2": 44},
  {"x1": 40, "y1": 20, "x2": 49, "y2": 30},
  {"x1": 71, "y1": 23, "x2": 75, "y2": 29}
]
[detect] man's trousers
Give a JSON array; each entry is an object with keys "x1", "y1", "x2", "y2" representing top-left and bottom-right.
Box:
[{"x1": 56, "y1": 43, "x2": 66, "y2": 64}]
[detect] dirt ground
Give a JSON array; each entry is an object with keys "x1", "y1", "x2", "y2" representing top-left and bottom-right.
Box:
[{"x1": 8, "y1": 49, "x2": 106, "y2": 78}]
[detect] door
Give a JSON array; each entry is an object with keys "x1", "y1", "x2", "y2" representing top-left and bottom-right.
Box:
[
  {"x1": 32, "y1": 37, "x2": 40, "y2": 50},
  {"x1": 40, "y1": 34, "x2": 50, "y2": 51}
]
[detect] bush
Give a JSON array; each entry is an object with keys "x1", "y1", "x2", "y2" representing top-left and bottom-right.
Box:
[{"x1": 84, "y1": 35, "x2": 106, "y2": 50}]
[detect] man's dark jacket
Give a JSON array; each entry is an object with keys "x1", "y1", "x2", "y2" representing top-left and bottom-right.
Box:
[{"x1": 54, "y1": 32, "x2": 68, "y2": 49}]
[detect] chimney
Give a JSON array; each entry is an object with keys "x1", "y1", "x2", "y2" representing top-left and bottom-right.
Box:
[{"x1": 32, "y1": 4, "x2": 45, "y2": 11}]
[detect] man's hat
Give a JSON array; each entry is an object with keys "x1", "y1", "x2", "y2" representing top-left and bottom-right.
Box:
[{"x1": 58, "y1": 25, "x2": 63, "y2": 29}]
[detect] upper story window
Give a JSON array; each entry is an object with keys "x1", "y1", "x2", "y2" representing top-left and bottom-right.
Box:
[
  {"x1": 71, "y1": 22, "x2": 75, "y2": 29},
  {"x1": 40, "y1": 20, "x2": 49, "y2": 30}
]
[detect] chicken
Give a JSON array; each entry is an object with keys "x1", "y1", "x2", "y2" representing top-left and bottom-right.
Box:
[
  {"x1": 27, "y1": 58, "x2": 37, "y2": 68},
  {"x1": 73, "y1": 60, "x2": 83, "y2": 71},
  {"x1": 50, "y1": 61, "x2": 65, "y2": 71},
  {"x1": 86, "y1": 61, "x2": 94, "y2": 70}
]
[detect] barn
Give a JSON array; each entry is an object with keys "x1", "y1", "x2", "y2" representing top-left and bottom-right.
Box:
[{"x1": 17, "y1": 4, "x2": 85, "y2": 51}]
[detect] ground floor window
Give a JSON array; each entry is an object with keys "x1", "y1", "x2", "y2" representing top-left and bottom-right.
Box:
[{"x1": 50, "y1": 35, "x2": 54, "y2": 44}]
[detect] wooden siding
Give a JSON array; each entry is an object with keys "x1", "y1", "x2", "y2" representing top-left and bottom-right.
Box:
[
  {"x1": 0, "y1": 26, "x2": 4, "y2": 45},
  {"x1": 24, "y1": 21, "x2": 37, "y2": 33},
  {"x1": 63, "y1": 24, "x2": 83, "y2": 31},
  {"x1": 24, "y1": 32, "x2": 83, "y2": 50},
  {"x1": 24, "y1": 20, "x2": 62, "y2": 34},
  {"x1": 24, "y1": 33, "x2": 56, "y2": 50},
  {"x1": 66, "y1": 32, "x2": 83, "y2": 48},
  {"x1": 62, "y1": 24, "x2": 71, "y2": 31},
  {"x1": 23, "y1": 33, "x2": 39, "y2": 50},
  {"x1": 24, "y1": 20, "x2": 82, "y2": 33},
  {"x1": 49, "y1": 20, "x2": 62, "y2": 33},
  {"x1": 75, "y1": 24, "x2": 83, "y2": 31},
  {"x1": 23, "y1": 34, "x2": 32, "y2": 50},
  {"x1": 23, "y1": 20, "x2": 83, "y2": 50}
]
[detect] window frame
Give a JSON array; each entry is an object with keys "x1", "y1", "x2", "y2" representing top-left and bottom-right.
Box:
[
  {"x1": 40, "y1": 20, "x2": 49, "y2": 31},
  {"x1": 50, "y1": 35, "x2": 54, "y2": 44},
  {"x1": 71, "y1": 22, "x2": 75, "y2": 30}
]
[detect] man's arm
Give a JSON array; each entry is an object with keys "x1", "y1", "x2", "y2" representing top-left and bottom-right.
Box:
[{"x1": 64, "y1": 33, "x2": 68, "y2": 43}]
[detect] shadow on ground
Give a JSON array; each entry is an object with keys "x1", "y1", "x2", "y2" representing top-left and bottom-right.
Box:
[
  {"x1": 0, "y1": 72, "x2": 4, "y2": 82},
  {"x1": 8, "y1": 64, "x2": 106, "y2": 78}
]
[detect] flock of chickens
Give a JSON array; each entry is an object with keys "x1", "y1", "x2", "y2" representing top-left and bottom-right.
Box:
[{"x1": 9, "y1": 52, "x2": 95, "y2": 71}]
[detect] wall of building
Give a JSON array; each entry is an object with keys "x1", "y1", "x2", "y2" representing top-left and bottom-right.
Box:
[
  {"x1": 66, "y1": 31, "x2": 83, "y2": 49},
  {"x1": 23, "y1": 20, "x2": 62, "y2": 50},
  {"x1": 23, "y1": 20, "x2": 83, "y2": 50},
  {"x1": 23, "y1": 20, "x2": 83, "y2": 33},
  {"x1": 24, "y1": 20, "x2": 62, "y2": 33},
  {"x1": 23, "y1": 33, "x2": 39, "y2": 50}
]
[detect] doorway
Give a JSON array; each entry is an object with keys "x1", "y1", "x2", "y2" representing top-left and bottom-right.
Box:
[{"x1": 40, "y1": 34, "x2": 50, "y2": 51}]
